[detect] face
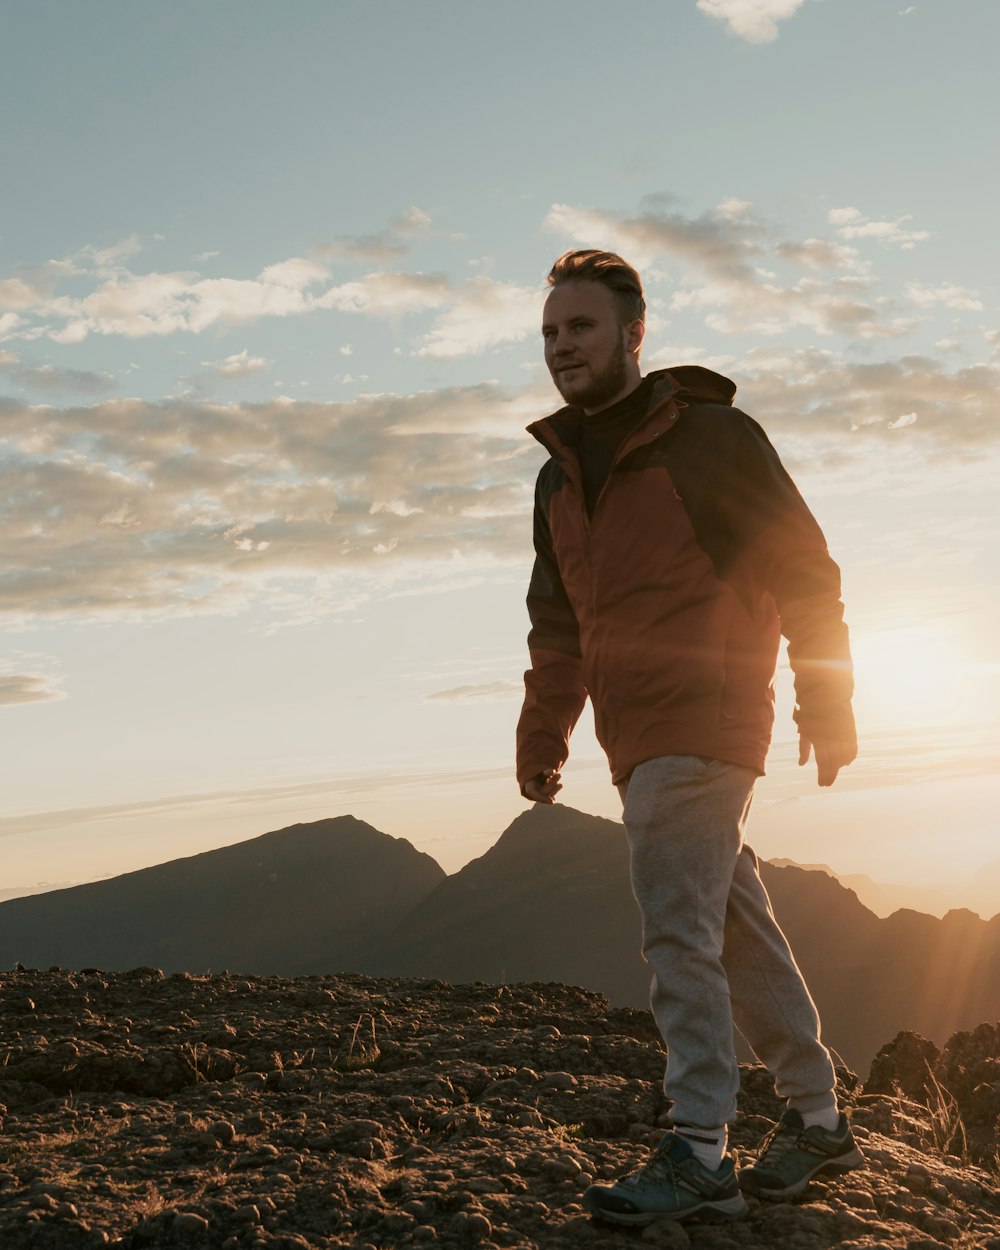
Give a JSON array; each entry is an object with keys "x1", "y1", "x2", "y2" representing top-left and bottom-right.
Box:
[{"x1": 542, "y1": 280, "x2": 643, "y2": 413}]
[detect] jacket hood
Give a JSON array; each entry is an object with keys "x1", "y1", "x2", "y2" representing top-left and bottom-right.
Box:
[
  {"x1": 657, "y1": 365, "x2": 737, "y2": 406},
  {"x1": 529, "y1": 365, "x2": 737, "y2": 453}
]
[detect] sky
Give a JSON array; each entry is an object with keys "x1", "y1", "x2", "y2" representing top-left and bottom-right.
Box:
[{"x1": 2, "y1": 0, "x2": 998, "y2": 913}]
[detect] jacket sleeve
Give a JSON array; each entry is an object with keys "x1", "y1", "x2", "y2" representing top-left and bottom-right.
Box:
[
  {"x1": 515, "y1": 472, "x2": 588, "y2": 795},
  {"x1": 727, "y1": 416, "x2": 857, "y2": 747}
]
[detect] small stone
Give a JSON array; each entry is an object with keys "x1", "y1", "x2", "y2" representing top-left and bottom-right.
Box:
[
  {"x1": 173, "y1": 1211, "x2": 210, "y2": 1234},
  {"x1": 234, "y1": 1204, "x2": 261, "y2": 1224},
  {"x1": 208, "y1": 1119, "x2": 237, "y2": 1145},
  {"x1": 641, "y1": 1217, "x2": 692, "y2": 1248},
  {"x1": 542, "y1": 1071, "x2": 578, "y2": 1089},
  {"x1": 381, "y1": 1212, "x2": 416, "y2": 1234}
]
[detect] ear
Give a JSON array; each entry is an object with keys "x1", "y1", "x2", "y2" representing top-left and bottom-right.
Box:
[{"x1": 625, "y1": 318, "x2": 645, "y2": 357}]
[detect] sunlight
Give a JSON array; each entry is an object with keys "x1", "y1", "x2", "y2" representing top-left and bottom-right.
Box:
[{"x1": 851, "y1": 623, "x2": 983, "y2": 730}]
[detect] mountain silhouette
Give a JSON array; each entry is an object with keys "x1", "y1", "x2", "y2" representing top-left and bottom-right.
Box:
[
  {"x1": 2, "y1": 804, "x2": 999, "y2": 1074},
  {"x1": 366, "y1": 803, "x2": 646, "y2": 1003},
  {"x1": 0, "y1": 816, "x2": 444, "y2": 975}
]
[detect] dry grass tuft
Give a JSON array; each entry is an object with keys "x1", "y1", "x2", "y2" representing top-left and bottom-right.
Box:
[{"x1": 335, "y1": 1013, "x2": 380, "y2": 1071}]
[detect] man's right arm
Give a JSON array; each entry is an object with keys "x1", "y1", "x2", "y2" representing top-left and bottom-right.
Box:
[{"x1": 515, "y1": 477, "x2": 587, "y2": 801}]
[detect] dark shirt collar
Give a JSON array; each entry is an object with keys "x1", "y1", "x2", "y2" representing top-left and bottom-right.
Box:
[{"x1": 580, "y1": 375, "x2": 654, "y2": 427}]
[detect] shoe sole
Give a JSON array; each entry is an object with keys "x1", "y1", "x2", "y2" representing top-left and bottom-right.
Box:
[
  {"x1": 740, "y1": 1146, "x2": 865, "y2": 1201},
  {"x1": 584, "y1": 1190, "x2": 749, "y2": 1226}
]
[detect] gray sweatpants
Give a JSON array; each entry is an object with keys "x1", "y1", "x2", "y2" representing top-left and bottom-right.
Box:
[{"x1": 618, "y1": 754, "x2": 837, "y2": 1129}]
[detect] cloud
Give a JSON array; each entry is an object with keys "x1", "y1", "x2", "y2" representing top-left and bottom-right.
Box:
[
  {"x1": 2, "y1": 244, "x2": 533, "y2": 358},
  {"x1": 545, "y1": 199, "x2": 767, "y2": 283},
  {"x1": 775, "y1": 238, "x2": 861, "y2": 271},
  {"x1": 0, "y1": 278, "x2": 47, "y2": 312},
  {"x1": 413, "y1": 278, "x2": 538, "y2": 358},
  {"x1": 257, "y1": 257, "x2": 330, "y2": 289},
  {"x1": 204, "y1": 349, "x2": 270, "y2": 378},
  {"x1": 0, "y1": 385, "x2": 538, "y2": 624},
  {"x1": 0, "y1": 351, "x2": 115, "y2": 396},
  {"x1": 2, "y1": 331, "x2": 995, "y2": 630},
  {"x1": 696, "y1": 0, "x2": 808, "y2": 43},
  {"x1": 731, "y1": 347, "x2": 1000, "y2": 447},
  {"x1": 905, "y1": 283, "x2": 983, "y2": 311},
  {"x1": 546, "y1": 198, "x2": 948, "y2": 342},
  {"x1": 829, "y1": 208, "x2": 930, "y2": 250},
  {"x1": 82, "y1": 234, "x2": 144, "y2": 268},
  {"x1": 318, "y1": 207, "x2": 431, "y2": 263},
  {"x1": 316, "y1": 271, "x2": 452, "y2": 317},
  {"x1": 671, "y1": 276, "x2": 917, "y2": 340},
  {"x1": 426, "y1": 681, "x2": 523, "y2": 703},
  {"x1": 0, "y1": 673, "x2": 65, "y2": 706}
]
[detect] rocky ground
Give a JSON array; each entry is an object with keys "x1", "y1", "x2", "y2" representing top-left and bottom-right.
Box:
[{"x1": 1, "y1": 968, "x2": 999, "y2": 1250}]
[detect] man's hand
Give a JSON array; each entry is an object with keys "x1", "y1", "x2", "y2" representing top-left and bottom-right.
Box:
[
  {"x1": 798, "y1": 734, "x2": 857, "y2": 787},
  {"x1": 523, "y1": 769, "x2": 563, "y2": 804}
]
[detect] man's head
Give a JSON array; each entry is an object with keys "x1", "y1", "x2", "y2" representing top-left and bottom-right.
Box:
[{"x1": 542, "y1": 249, "x2": 645, "y2": 413}]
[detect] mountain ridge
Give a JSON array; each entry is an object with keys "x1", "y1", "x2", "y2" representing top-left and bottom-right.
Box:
[{"x1": 3, "y1": 804, "x2": 999, "y2": 1074}]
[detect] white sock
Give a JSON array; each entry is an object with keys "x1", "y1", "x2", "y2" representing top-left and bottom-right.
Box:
[
  {"x1": 800, "y1": 1103, "x2": 841, "y2": 1133},
  {"x1": 673, "y1": 1124, "x2": 727, "y2": 1169}
]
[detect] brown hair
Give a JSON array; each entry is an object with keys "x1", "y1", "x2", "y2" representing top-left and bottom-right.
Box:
[{"x1": 546, "y1": 249, "x2": 645, "y2": 326}]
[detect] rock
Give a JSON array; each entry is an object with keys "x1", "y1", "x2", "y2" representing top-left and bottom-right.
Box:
[
  {"x1": 641, "y1": 1217, "x2": 691, "y2": 1246},
  {"x1": 0, "y1": 968, "x2": 999, "y2": 1250},
  {"x1": 867, "y1": 1031, "x2": 941, "y2": 1100},
  {"x1": 173, "y1": 1211, "x2": 210, "y2": 1234}
]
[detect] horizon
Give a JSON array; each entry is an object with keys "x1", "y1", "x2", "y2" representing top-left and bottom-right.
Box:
[
  {"x1": 2, "y1": 2, "x2": 998, "y2": 916},
  {"x1": 2, "y1": 792, "x2": 997, "y2": 925}
]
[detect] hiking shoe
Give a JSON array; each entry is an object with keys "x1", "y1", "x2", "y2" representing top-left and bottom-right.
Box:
[
  {"x1": 583, "y1": 1132, "x2": 748, "y2": 1226},
  {"x1": 740, "y1": 1108, "x2": 864, "y2": 1200}
]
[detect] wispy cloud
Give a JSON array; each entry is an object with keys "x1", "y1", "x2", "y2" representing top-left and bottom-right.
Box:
[
  {"x1": 413, "y1": 278, "x2": 538, "y2": 358},
  {"x1": 426, "y1": 681, "x2": 523, "y2": 703},
  {"x1": 2, "y1": 333, "x2": 995, "y2": 630},
  {"x1": 696, "y1": 0, "x2": 809, "y2": 44},
  {"x1": 316, "y1": 271, "x2": 452, "y2": 317},
  {"x1": 203, "y1": 349, "x2": 270, "y2": 378},
  {"x1": 732, "y1": 346, "x2": 1000, "y2": 447},
  {"x1": 546, "y1": 198, "x2": 767, "y2": 283},
  {"x1": 905, "y1": 283, "x2": 983, "y2": 311},
  {"x1": 0, "y1": 673, "x2": 65, "y2": 706},
  {"x1": 0, "y1": 350, "x2": 115, "y2": 396},
  {"x1": 0, "y1": 385, "x2": 536, "y2": 624},
  {"x1": 546, "y1": 198, "x2": 931, "y2": 341},
  {"x1": 317, "y1": 207, "x2": 431, "y2": 264},
  {"x1": 828, "y1": 207, "x2": 930, "y2": 250}
]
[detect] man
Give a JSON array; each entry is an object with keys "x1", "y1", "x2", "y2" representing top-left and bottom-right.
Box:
[{"x1": 515, "y1": 249, "x2": 862, "y2": 1225}]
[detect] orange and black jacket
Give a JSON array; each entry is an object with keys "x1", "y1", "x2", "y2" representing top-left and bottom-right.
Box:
[{"x1": 515, "y1": 367, "x2": 856, "y2": 793}]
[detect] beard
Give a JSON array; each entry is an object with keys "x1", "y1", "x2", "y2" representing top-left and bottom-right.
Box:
[{"x1": 552, "y1": 344, "x2": 630, "y2": 412}]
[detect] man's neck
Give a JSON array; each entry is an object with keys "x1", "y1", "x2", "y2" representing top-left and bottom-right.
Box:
[{"x1": 582, "y1": 372, "x2": 644, "y2": 417}]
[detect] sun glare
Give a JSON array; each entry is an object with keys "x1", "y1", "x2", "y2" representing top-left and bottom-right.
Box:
[{"x1": 851, "y1": 624, "x2": 983, "y2": 730}]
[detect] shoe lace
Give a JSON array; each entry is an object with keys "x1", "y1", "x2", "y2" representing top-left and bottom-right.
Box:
[
  {"x1": 628, "y1": 1144, "x2": 682, "y2": 1193},
  {"x1": 757, "y1": 1120, "x2": 803, "y2": 1166}
]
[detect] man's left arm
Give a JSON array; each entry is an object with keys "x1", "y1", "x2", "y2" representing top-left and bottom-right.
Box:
[{"x1": 729, "y1": 417, "x2": 857, "y2": 786}]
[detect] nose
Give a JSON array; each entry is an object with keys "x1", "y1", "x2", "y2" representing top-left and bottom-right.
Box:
[{"x1": 551, "y1": 329, "x2": 574, "y2": 357}]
